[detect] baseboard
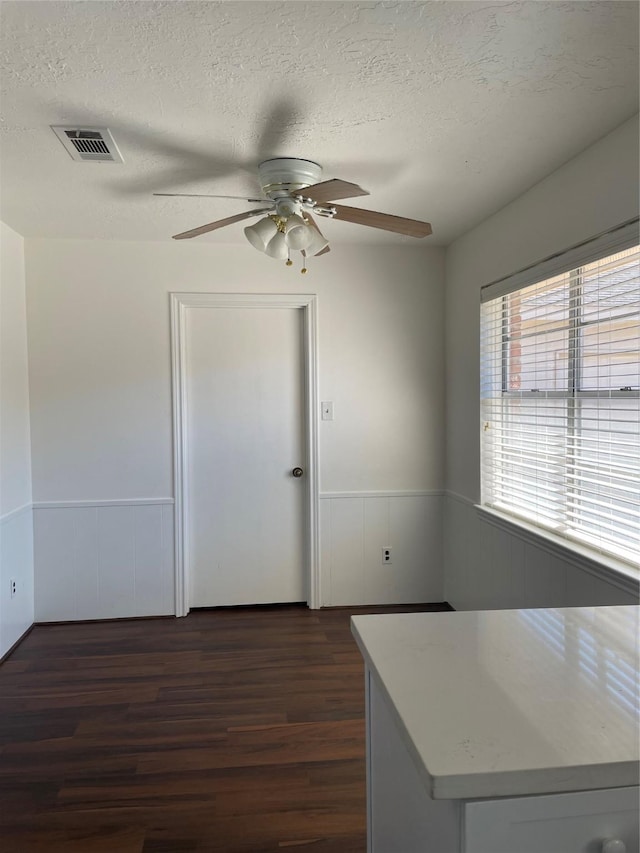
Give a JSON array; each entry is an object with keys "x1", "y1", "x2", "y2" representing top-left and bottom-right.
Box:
[
  {"x1": 0, "y1": 623, "x2": 35, "y2": 664},
  {"x1": 35, "y1": 614, "x2": 175, "y2": 626},
  {"x1": 320, "y1": 601, "x2": 454, "y2": 612},
  {"x1": 189, "y1": 602, "x2": 307, "y2": 613}
]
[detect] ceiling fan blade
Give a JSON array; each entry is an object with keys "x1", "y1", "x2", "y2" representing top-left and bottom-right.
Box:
[
  {"x1": 304, "y1": 213, "x2": 331, "y2": 256},
  {"x1": 299, "y1": 179, "x2": 369, "y2": 203},
  {"x1": 172, "y1": 207, "x2": 272, "y2": 240},
  {"x1": 255, "y1": 97, "x2": 302, "y2": 159},
  {"x1": 331, "y1": 204, "x2": 432, "y2": 238},
  {"x1": 155, "y1": 193, "x2": 267, "y2": 203},
  {"x1": 98, "y1": 116, "x2": 246, "y2": 195}
]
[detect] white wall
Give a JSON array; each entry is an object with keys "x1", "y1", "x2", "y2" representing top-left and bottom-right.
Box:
[
  {"x1": 25, "y1": 240, "x2": 445, "y2": 616},
  {"x1": 444, "y1": 114, "x2": 640, "y2": 610},
  {"x1": 0, "y1": 222, "x2": 34, "y2": 655},
  {"x1": 23, "y1": 119, "x2": 639, "y2": 622}
]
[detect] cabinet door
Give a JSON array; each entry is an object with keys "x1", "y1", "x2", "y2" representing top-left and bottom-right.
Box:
[{"x1": 464, "y1": 786, "x2": 639, "y2": 853}]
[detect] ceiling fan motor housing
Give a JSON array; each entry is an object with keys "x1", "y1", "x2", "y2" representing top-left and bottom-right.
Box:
[{"x1": 259, "y1": 158, "x2": 322, "y2": 200}]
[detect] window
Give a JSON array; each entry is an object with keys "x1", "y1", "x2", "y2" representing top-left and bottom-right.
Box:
[{"x1": 481, "y1": 239, "x2": 639, "y2": 567}]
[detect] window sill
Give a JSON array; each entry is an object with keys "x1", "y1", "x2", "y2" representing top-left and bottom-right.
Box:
[{"x1": 474, "y1": 504, "x2": 640, "y2": 598}]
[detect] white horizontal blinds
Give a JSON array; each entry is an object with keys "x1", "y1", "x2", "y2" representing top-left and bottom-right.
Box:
[
  {"x1": 481, "y1": 244, "x2": 640, "y2": 566},
  {"x1": 481, "y1": 275, "x2": 572, "y2": 531},
  {"x1": 580, "y1": 247, "x2": 640, "y2": 390},
  {"x1": 569, "y1": 245, "x2": 640, "y2": 563}
]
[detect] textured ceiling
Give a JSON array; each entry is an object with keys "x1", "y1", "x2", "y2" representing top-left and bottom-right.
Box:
[{"x1": 0, "y1": 0, "x2": 638, "y2": 247}]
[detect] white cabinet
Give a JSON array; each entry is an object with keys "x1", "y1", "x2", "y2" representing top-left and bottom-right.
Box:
[
  {"x1": 353, "y1": 607, "x2": 639, "y2": 853},
  {"x1": 367, "y1": 670, "x2": 639, "y2": 853}
]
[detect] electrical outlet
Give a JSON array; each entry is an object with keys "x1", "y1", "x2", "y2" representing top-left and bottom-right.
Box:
[
  {"x1": 382, "y1": 547, "x2": 392, "y2": 564},
  {"x1": 10, "y1": 579, "x2": 16, "y2": 598}
]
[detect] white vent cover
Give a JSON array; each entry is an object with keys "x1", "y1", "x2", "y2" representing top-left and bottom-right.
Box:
[{"x1": 51, "y1": 126, "x2": 124, "y2": 163}]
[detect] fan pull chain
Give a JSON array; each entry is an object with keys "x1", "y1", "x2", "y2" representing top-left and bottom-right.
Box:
[{"x1": 301, "y1": 252, "x2": 308, "y2": 274}]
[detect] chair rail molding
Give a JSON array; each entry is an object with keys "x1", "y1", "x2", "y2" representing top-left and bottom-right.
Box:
[
  {"x1": 320, "y1": 490, "x2": 443, "y2": 500},
  {"x1": 0, "y1": 502, "x2": 33, "y2": 525},
  {"x1": 32, "y1": 498, "x2": 174, "y2": 509}
]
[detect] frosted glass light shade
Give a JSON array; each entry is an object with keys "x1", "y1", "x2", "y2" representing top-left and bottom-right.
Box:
[
  {"x1": 304, "y1": 225, "x2": 329, "y2": 256},
  {"x1": 264, "y1": 231, "x2": 289, "y2": 260},
  {"x1": 285, "y1": 215, "x2": 314, "y2": 251},
  {"x1": 244, "y1": 216, "x2": 278, "y2": 252}
]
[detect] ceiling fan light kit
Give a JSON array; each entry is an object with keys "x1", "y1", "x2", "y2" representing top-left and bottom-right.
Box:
[
  {"x1": 264, "y1": 229, "x2": 290, "y2": 261},
  {"x1": 283, "y1": 214, "x2": 315, "y2": 251},
  {"x1": 161, "y1": 157, "x2": 432, "y2": 271},
  {"x1": 244, "y1": 207, "x2": 324, "y2": 267},
  {"x1": 243, "y1": 214, "x2": 281, "y2": 252},
  {"x1": 301, "y1": 223, "x2": 329, "y2": 256}
]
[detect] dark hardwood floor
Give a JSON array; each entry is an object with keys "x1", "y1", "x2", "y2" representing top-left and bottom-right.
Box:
[{"x1": 0, "y1": 603, "x2": 450, "y2": 852}]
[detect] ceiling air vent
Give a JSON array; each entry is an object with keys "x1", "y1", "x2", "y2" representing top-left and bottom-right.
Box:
[{"x1": 51, "y1": 126, "x2": 124, "y2": 163}]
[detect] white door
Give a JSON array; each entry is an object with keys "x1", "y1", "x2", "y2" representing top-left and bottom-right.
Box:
[{"x1": 185, "y1": 305, "x2": 306, "y2": 607}]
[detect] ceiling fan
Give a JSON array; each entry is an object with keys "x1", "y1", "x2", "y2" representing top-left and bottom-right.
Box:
[{"x1": 155, "y1": 157, "x2": 433, "y2": 271}]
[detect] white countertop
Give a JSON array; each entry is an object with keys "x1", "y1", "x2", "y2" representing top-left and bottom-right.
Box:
[{"x1": 352, "y1": 606, "x2": 639, "y2": 800}]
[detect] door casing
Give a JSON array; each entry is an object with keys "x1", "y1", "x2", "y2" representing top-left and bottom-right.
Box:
[{"x1": 170, "y1": 292, "x2": 320, "y2": 616}]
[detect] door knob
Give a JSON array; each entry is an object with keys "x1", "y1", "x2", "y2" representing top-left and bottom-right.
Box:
[
  {"x1": 292, "y1": 467, "x2": 304, "y2": 478},
  {"x1": 602, "y1": 841, "x2": 626, "y2": 853}
]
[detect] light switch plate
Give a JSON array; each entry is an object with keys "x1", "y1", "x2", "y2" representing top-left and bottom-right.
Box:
[{"x1": 321, "y1": 401, "x2": 334, "y2": 421}]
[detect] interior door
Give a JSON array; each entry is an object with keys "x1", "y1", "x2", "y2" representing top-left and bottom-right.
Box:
[{"x1": 185, "y1": 305, "x2": 306, "y2": 607}]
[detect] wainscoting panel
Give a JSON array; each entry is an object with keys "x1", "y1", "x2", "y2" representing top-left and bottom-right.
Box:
[
  {"x1": 0, "y1": 504, "x2": 35, "y2": 657},
  {"x1": 34, "y1": 501, "x2": 175, "y2": 622},
  {"x1": 444, "y1": 493, "x2": 638, "y2": 611},
  {"x1": 320, "y1": 492, "x2": 443, "y2": 606},
  {"x1": 327, "y1": 497, "x2": 367, "y2": 605}
]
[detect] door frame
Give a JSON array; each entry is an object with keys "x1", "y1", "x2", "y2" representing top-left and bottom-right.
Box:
[{"x1": 170, "y1": 292, "x2": 320, "y2": 616}]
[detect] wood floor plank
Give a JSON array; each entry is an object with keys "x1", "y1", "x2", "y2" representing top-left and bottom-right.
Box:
[
  {"x1": 0, "y1": 602, "x2": 450, "y2": 851},
  {"x1": 3, "y1": 827, "x2": 146, "y2": 853}
]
